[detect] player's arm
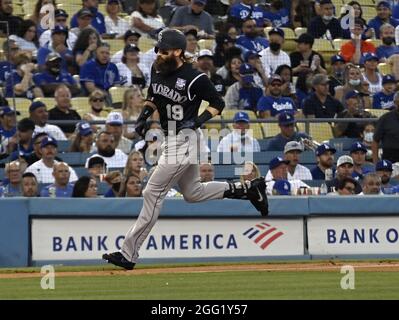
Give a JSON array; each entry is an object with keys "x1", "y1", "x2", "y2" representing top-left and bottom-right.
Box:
[{"x1": 134, "y1": 86, "x2": 158, "y2": 136}]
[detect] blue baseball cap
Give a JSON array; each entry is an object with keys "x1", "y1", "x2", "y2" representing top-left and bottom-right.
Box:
[
  {"x1": 29, "y1": 101, "x2": 46, "y2": 113},
  {"x1": 233, "y1": 111, "x2": 250, "y2": 123},
  {"x1": 273, "y1": 179, "x2": 291, "y2": 195},
  {"x1": 52, "y1": 25, "x2": 68, "y2": 35},
  {"x1": 316, "y1": 143, "x2": 337, "y2": 156},
  {"x1": 377, "y1": 0, "x2": 390, "y2": 9},
  {"x1": 77, "y1": 121, "x2": 93, "y2": 136},
  {"x1": 362, "y1": 52, "x2": 379, "y2": 63},
  {"x1": 382, "y1": 74, "x2": 396, "y2": 85},
  {"x1": 193, "y1": 0, "x2": 207, "y2": 5},
  {"x1": 268, "y1": 27, "x2": 284, "y2": 38},
  {"x1": 350, "y1": 142, "x2": 368, "y2": 154},
  {"x1": 331, "y1": 54, "x2": 345, "y2": 64},
  {"x1": 269, "y1": 156, "x2": 289, "y2": 170},
  {"x1": 345, "y1": 90, "x2": 360, "y2": 100},
  {"x1": 278, "y1": 111, "x2": 296, "y2": 125},
  {"x1": 376, "y1": 159, "x2": 393, "y2": 171},
  {"x1": 239, "y1": 63, "x2": 254, "y2": 83},
  {"x1": 0, "y1": 106, "x2": 20, "y2": 116},
  {"x1": 40, "y1": 136, "x2": 58, "y2": 148},
  {"x1": 244, "y1": 50, "x2": 260, "y2": 62}
]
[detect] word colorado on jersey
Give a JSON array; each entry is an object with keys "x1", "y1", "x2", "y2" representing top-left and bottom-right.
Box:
[{"x1": 151, "y1": 83, "x2": 189, "y2": 104}]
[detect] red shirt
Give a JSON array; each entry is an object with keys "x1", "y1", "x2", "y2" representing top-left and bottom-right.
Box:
[{"x1": 340, "y1": 41, "x2": 376, "y2": 62}]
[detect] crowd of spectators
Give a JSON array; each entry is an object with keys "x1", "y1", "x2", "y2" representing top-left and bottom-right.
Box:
[{"x1": 1, "y1": 0, "x2": 399, "y2": 197}]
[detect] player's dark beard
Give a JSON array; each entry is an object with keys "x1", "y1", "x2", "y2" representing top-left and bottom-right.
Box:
[
  {"x1": 154, "y1": 54, "x2": 178, "y2": 75},
  {"x1": 98, "y1": 146, "x2": 115, "y2": 157}
]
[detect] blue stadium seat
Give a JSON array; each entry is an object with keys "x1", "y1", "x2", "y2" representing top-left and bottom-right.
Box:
[
  {"x1": 57, "y1": 140, "x2": 72, "y2": 153},
  {"x1": 329, "y1": 138, "x2": 359, "y2": 151},
  {"x1": 258, "y1": 139, "x2": 272, "y2": 151},
  {"x1": 97, "y1": 182, "x2": 111, "y2": 196},
  {"x1": 59, "y1": 153, "x2": 92, "y2": 166},
  {"x1": 74, "y1": 167, "x2": 89, "y2": 178}
]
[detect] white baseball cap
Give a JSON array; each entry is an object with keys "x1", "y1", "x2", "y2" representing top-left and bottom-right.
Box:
[
  {"x1": 284, "y1": 141, "x2": 304, "y2": 154},
  {"x1": 106, "y1": 111, "x2": 123, "y2": 125},
  {"x1": 198, "y1": 49, "x2": 213, "y2": 59},
  {"x1": 337, "y1": 155, "x2": 354, "y2": 167}
]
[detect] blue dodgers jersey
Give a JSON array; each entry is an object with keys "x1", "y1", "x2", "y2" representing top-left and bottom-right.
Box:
[
  {"x1": 40, "y1": 183, "x2": 74, "y2": 198},
  {"x1": 33, "y1": 71, "x2": 76, "y2": 86},
  {"x1": 36, "y1": 46, "x2": 74, "y2": 72},
  {"x1": 257, "y1": 95, "x2": 296, "y2": 116},
  {"x1": 80, "y1": 59, "x2": 121, "y2": 91},
  {"x1": 229, "y1": 3, "x2": 266, "y2": 27},
  {"x1": 372, "y1": 91, "x2": 395, "y2": 110},
  {"x1": 376, "y1": 45, "x2": 399, "y2": 60},
  {"x1": 263, "y1": 9, "x2": 290, "y2": 27},
  {"x1": 0, "y1": 61, "x2": 15, "y2": 84},
  {"x1": 238, "y1": 86, "x2": 263, "y2": 111},
  {"x1": 70, "y1": 9, "x2": 106, "y2": 34},
  {"x1": 235, "y1": 35, "x2": 269, "y2": 53},
  {"x1": 5, "y1": 70, "x2": 34, "y2": 99}
]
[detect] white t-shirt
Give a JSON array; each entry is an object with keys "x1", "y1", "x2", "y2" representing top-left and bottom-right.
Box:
[
  {"x1": 265, "y1": 164, "x2": 313, "y2": 181},
  {"x1": 86, "y1": 149, "x2": 128, "y2": 168},
  {"x1": 362, "y1": 72, "x2": 383, "y2": 96},
  {"x1": 130, "y1": 11, "x2": 165, "y2": 38},
  {"x1": 39, "y1": 31, "x2": 77, "y2": 50},
  {"x1": 105, "y1": 16, "x2": 130, "y2": 37},
  {"x1": 25, "y1": 159, "x2": 78, "y2": 184},
  {"x1": 116, "y1": 62, "x2": 149, "y2": 87},
  {"x1": 9, "y1": 35, "x2": 38, "y2": 56},
  {"x1": 259, "y1": 48, "x2": 291, "y2": 78},
  {"x1": 34, "y1": 124, "x2": 67, "y2": 141},
  {"x1": 217, "y1": 130, "x2": 261, "y2": 153}
]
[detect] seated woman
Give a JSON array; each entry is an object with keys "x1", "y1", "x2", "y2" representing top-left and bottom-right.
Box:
[
  {"x1": 240, "y1": 161, "x2": 261, "y2": 184},
  {"x1": 69, "y1": 121, "x2": 95, "y2": 153},
  {"x1": 72, "y1": 28, "x2": 101, "y2": 67},
  {"x1": 82, "y1": 89, "x2": 108, "y2": 133},
  {"x1": 121, "y1": 87, "x2": 144, "y2": 139},
  {"x1": 104, "y1": 0, "x2": 130, "y2": 38},
  {"x1": 116, "y1": 44, "x2": 147, "y2": 89},
  {"x1": 72, "y1": 176, "x2": 98, "y2": 198},
  {"x1": 10, "y1": 20, "x2": 39, "y2": 58},
  {"x1": 130, "y1": 0, "x2": 165, "y2": 39},
  {"x1": 119, "y1": 173, "x2": 143, "y2": 197},
  {"x1": 185, "y1": 29, "x2": 200, "y2": 60}
]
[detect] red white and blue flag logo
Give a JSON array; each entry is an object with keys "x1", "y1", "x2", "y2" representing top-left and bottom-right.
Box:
[{"x1": 243, "y1": 222, "x2": 284, "y2": 250}]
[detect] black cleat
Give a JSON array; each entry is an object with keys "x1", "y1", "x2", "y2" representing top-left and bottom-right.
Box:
[
  {"x1": 246, "y1": 177, "x2": 269, "y2": 216},
  {"x1": 102, "y1": 252, "x2": 135, "y2": 270}
]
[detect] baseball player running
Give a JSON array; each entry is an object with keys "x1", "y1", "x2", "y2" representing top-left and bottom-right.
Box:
[{"x1": 103, "y1": 28, "x2": 268, "y2": 270}]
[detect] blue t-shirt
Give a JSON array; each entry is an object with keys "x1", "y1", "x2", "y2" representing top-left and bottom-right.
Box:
[
  {"x1": 235, "y1": 35, "x2": 269, "y2": 53},
  {"x1": 263, "y1": 8, "x2": 290, "y2": 27},
  {"x1": 5, "y1": 70, "x2": 35, "y2": 99},
  {"x1": 376, "y1": 45, "x2": 399, "y2": 60},
  {"x1": 257, "y1": 95, "x2": 296, "y2": 116},
  {"x1": 36, "y1": 46, "x2": 74, "y2": 73},
  {"x1": 368, "y1": 16, "x2": 399, "y2": 39},
  {"x1": 70, "y1": 8, "x2": 106, "y2": 35},
  {"x1": 311, "y1": 166, "x2": 336, "y2": 180},
  {"x1": 372, "y1": 91, "x2": 395, "y2": 110},
  {"x1": 0, "y1": 126, "x2": 16, "y2": 139},
  {"x1": 10, "y1": 143, "x2": 34, "y2": 160},
  {"x1": 229, "y1": 3, "x2": 266, "y2": 27},
  {"x1": 33, "y1": 71, "x2": 76, "y2": 87},
  {"x1": 0, "y1": 61, "x2": 15, "y2": 85},
  {"x1": 40, "y1": 183, "x2": 74, "y2": 198},
  {"x1": 80, "y1": 59, "x2": 120, "y2": 92},
  {"x1": 238, "y1": 86, "x2": 263, "y2": 111}
]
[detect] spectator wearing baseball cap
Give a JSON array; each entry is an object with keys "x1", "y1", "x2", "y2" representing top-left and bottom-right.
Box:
[
  {"x1": 340, "y1": 19, "x2": 376, "y2": 65},
  {"x1": 267, "y1": 112, "x2": 310, "y2": 152},
  {"x1": 89, "y1": 131, "x2": 128, "y2": 168},
  {"x1": 266, "y1": 141, "x2": 312, "y2": 181},
  {"x1": 372, "y1": 75, "x2": 397, "y2": 110},
  {"x1": 70, "y1": 121, "x2": 94, "y2": 153},
  {"x1": 311, "y1": 143, "x2": 337, "y2": 180},
  {"x1": 224, "y1": 63, "x2": 263, "y2": 111},
  {"x1": 263, "y1": 0, "x2": 290, "y2": 28},
  {"x1": 106, "y1": 112, "x2": 133, "y2": 154},
  {"x1": 243, "y1": 50, "x2": 268, "y2": 88},
  {"x1": 302, "y1": 74, "x2": 344, "y2": 118},
  {"x1": 329, "y1": 55, "x2": 346, "y2": 96},
  {"x1": 70, "y1": 0, "x2": 107, "y2": 35},
  {"x1": 308, "y1": 0, "x2": 343, "y2": 40},
  {"x1": 376, "y1": 24, "x2": 399, "y2": 60},
  {"x1": 8, "y1": 118, "x2": 35, "y2": 161},
  {"x1": 104, "y1": 0, "x2": 130, "y2": 38},
  {"x1": 228, "y1": 1, "x2": 266, "y2": 29},
  {"x1": 333, "y1": 91, "x2": 374, "y2": 138},
  {"x1": 184, "y1": 29, "x2": 200, "y2": 60},
  {"x1": 116, "y1": 44, "x2": 147, "y2": 89},
  {"x1": 87, "y1": 155, "x2": 107, "y2": 182},
  {"x1": 361, "y1": 53, "x2": 383, "y2": 95},
  {"x1": 290, "y1": 33, "x2": 327, "y2": 90},
  {"x1": 217, "y1": 111, "x2": 261, "y2": 153},
  {"x1": 235, "y1": 19, "x2": 269, "y2": 53},
  {"x1": 110, "y1": 30, "x2": 142, "y2": 64},
  {"x1": 259, "y1": 27, "x2": 291, "y2": 78},
  {"x1": 266, "y1": 156, "x2": 310, "y2": 195},
  {"x1": 350, "y1": 142, "x2": 373, "y2": 180},
  {"x1": 368, "y1": 1, "x2": 399, "y2": 40},
  {"x1": 70, "y1": 9, "x2": 95, "y2": 38},
  {"x1": 25, "y1": 136, "x2": 79, "y2": 184},
  {"x1": 257, "y1": 74, "x2": 297, "y2": 118},
  {"x1": 0, "y1": 106, "x2": 20, "y2": 142},
  {"x1": 375, "y1": 159, "x2": 395, "y2": 193},
  {"x1": 169, "y1": 0, "x2": 213, "y2": 38},
  {"x1": 195, "y1": 49, "x2": 226, "y2": 96},
  {"x1": 325, "y1": 155, "x2": 362, "y2": 194}
]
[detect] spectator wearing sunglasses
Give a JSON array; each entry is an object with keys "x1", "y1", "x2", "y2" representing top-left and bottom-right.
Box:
[{"x1": 82, "y1": 89, "x2": 107, "y2": 133}]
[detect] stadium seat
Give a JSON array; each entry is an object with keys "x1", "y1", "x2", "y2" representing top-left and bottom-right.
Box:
[
  {"x1": 6, "y1": 98, "x2": 31, "y2": 118},
  {"x1": 309, "y1": 123, "x2": 334, "y2": 143},
  {"x1": 365, "y1": 108, "x2": 389, "y2": 118},
  {"x1": 198, "y1": 39, "x2": 215, "y2": 51},
  {"x1": 71, "y1": 97, "x2": 91, "y2": 116},
  {"x1": 57, "y1": 140, "x2": 72, "y2": 153},
  {"x1": 333, "y1": 38, "x2": 346, "y2": 51},
  {"x1": 107, "y1": 39, "x2": 125, "y2": 56},
  {"x1": 329, "y1": 137, "x2": 358, "y2": 151},
  {"x1": 138, "y1": 37, "x2": 156, "y2": 52},
  {"x1": 294, "y1": 27, "x2": 307, "y2": 37},
  {"x1": 378, "y1": 63, "x2": 392, "y2": 76},
  {"x1": 59, "y1": 153, "x2": 91, "y2": 166},
  {"x1": 262, "y1": 122, "x2": 280, "y2": 138},
  {"x1": 281, "y1": 28, "x2": 296, "y2": 40},
  {"x1": 74, "y1": 167, "x2": 89, "y2": 178},
  {"x1": 34, "y1": 97, "x2": 56, "y2": 108},
  {"x1": 365, "y1": 39, "x2": 382, "y2": 48},
  {"x1": 313, "y1": 39, "x2": 335, "y2": 52},
  {"x1": 109, "y1": 86, "x2": 129, "y2": 104}
]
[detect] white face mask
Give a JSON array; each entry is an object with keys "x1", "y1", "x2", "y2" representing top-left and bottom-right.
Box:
[
  {"x1": 323, "y1": 15, "x2": 334, "y2": 21},
  {"x1": 350, "y1": 33, "x2": 361, "y2": 40},
  {"x1": 364, "y1": 132, "x2": 374, "y2": 142},
  {"x1": 349, "y1": 79, "x2": 361, "y2": 86}
]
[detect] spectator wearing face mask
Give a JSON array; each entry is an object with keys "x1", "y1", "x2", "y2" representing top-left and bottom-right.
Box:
[
  {"x1": 329, "y1": 55, "x2": 346, "y2": 96},
  {"x1": 373, "y1": 75, "x2": 397, "y2": 110},
  {"x1": 308, "y1": 0, "x2": 343, "y2": 40},
  {"x1": 368, "y1": 0, "x2": 399, "y2": 39},
  {"x1": 360, "y1": 122, "x2": 376, "y2": 151},
  {"x1": 378, "y1": 23, "x2": 399, "y2": 61},
  {"x1": 235, "y1": 18, "x2": 269, "y2": 53}
]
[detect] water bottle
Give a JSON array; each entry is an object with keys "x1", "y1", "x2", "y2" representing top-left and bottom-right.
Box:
[
  {"x1": 325, "y1": 168, "x2": 333, "y2": 181},
  {"x1": 49, "y1": 186, "x2": 56, "y2": 198},
  {"x1": 320, "y1": 183, "x2": 328, "y2": 195}
]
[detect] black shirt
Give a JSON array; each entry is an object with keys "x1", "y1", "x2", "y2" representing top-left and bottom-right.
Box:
[
  {"x1": 303, "y1": 92, "x2": 344, "y2": 118},
  {"x1": 0, "y1": 13, "x2": 23, "y2": 35},
  {"x1": 290, "y1": 51, "x2": 326, "y2": 76},
  {"x1": 308, "y1": 16, "x2": 343, "y2": 39},
  {"x1": 328, "y1": 75, "x2": 344, "y2": 96},
  {"x1": 148, "y1": 63, "x2": 224, "y2": 133},
  {"x1": 374, "y1": 109, "x2": 399, "y2": 150},
  {"x1": 211, "y1": 73, "x2": 226, "y2": 96},
  {"x1": 48, "y1": 106, "x2": 82, "y2": 134}
]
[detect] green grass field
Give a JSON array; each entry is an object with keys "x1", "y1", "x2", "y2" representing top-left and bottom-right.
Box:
[{"x1": 1, "y1": 261, "x2": 399, "y2": 300}]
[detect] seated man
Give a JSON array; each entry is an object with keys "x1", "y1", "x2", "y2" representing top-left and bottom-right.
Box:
[
  {"x1": 327, "y1": 177, "x2": 357, "y2": 196},
  {"x1": 358, "y1": 173, "x2": 383, "y2": 195},
  {"x1": 308, "y1": 0, "x2": 343, "y2": 39},
  {"x1": 257, "y1": 74, "x2": 297, "y2": 118},
  {"x1": 105, "y1": 112, "x2": 132, "y2": 155},
  {"x1": 235, "y1": 18, "x2": 269, "y2": 53},
  {"x1": 21, "y1": 172, "x2": 39, "y2": 197},
  {"x1": 0, "y1": 106, "x2": 20, "y2": 155},
  {"x1": 267, "y1": 112, "x2": 309, "y2": 151},
  {"x1": 224, "y1": 63, "x2": 263, "y2": 111},
  {"x1": 80, "y1": 42, "x2": 121, "y2": 96},
  {"x1": 199, "y1": 162, "x2": 214, "y2": 182},
  {"x1": 217, "y1": 111, "x2": 260, "y2": 153},
  {"x1": 111, "y1": 30, "x2": 141, "y2": 64},
  {"x1": 376, "y1": 23, "x2": 399, "y2": 61},
  {"x1": 70, "y1": 0, "x2": 106, "y2": 35},
  {"x1": 326, "y1": 155, "x2": 362, "y2": 194},
  {"x1": 195, "y1": 49, "x2": 226, "y2": 96},
  {"x1": 372, "y1": 74, "x2": 396, "y2": 110},
  {"x1": 375, "y1": 159, "x2": 394, "y2": 194},
  {"x1": 48, "y1": 85, "x2": 82, "y2": 137},
  {"x1": 33, "y1": 52, "x2": 79, "y2": 97},
  {"x1": 311, "y1": 143, "x2": 336, "y2": 180},
  {"x1": 0, "y1": 40, "x2": 20, "y2": 87},
  {"x1": 350, "y1": 142, "x2": 373, "y2": 181},
  {"x1": 3, "y1": 160, "x2": 23, "y2": 197},
  {"x1": 40, "y1": 162, "x2": 74, "y2": 198},
  {"x1": 368, "y1": 1, "x2": 399, "y2": 39},
  {"x1": 9, "y1": 118, "x2": 35, "y2": 161}
]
